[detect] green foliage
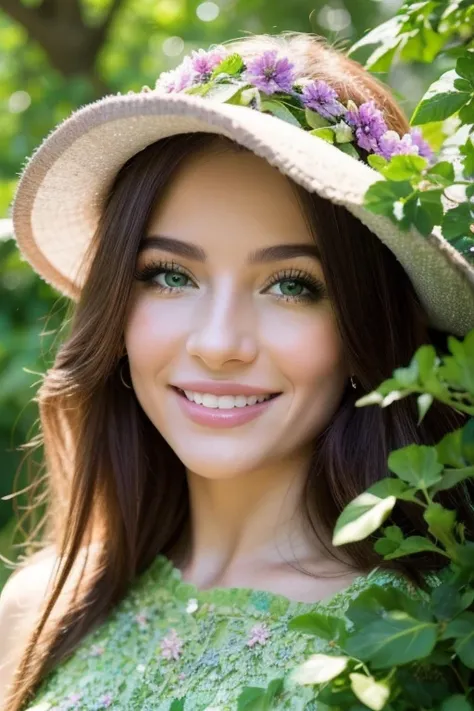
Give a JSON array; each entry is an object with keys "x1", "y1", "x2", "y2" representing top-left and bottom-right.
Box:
[{"x1": 230, "y1": 325, "x2": 474, "y2": 709}]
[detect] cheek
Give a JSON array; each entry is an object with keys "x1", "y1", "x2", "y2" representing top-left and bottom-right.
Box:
[
  {"x1": 125, "y1": 297, "x2": 182, "y2": 374},
  {"x1": 262, "y1": 307, "x2": 345, "y2": 388}
]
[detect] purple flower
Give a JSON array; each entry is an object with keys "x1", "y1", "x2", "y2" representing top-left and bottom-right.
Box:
[
  {"x1": 346, "y1": 100, "x2": 388, "y2": 153},
  {"x1": 242, "y1": 50, "x2": 295, "y2": 95},
  {"x1": 301, "y1": 80, "x2": 346, "y2": 120},
  {"x1": 160, "y1": 628, "x2": 184, "y2": 660},
  {"x1": 377, "y1": 130, "x2": 420, "y2": 160},
  {"x1": 410, "y1": 127, "x2": 435, "y2": 164},
  {"x1": 155, "y1": 56, "x2": 197, "y2": 93},
  {"x1": 247, "y1": 622, "x2": 271, "y2": 648},
  {"x1": 190, "y1": 45, "x2": 228, "y2": 77}
]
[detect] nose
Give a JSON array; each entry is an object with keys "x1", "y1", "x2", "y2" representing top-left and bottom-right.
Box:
[{"x1": 186, "y1": 284, "x2": 258, "y2": 369}]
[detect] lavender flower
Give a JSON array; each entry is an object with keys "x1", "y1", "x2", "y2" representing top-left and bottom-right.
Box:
[
  {"x1": 377, "y1": 130, "x2": 420, "y2": 160},
  {"x1": 155, "y1": 56, "x2": 197, "y2": 93},
  {"x1": 301, "y1": 80, "x2": 346, "y2": 120},
  {"x1": 242, "y1": 50, "x2": 295, "y2": 95},
  {"x1": 190, "y1": 45, "x2": 228, "y2": 78},
  {"x1": 410, "y1": 127, "x2": 435, "y2": 163},
  {"x1": 345, "y1": 100, "x2": 388, "y2": 153}
]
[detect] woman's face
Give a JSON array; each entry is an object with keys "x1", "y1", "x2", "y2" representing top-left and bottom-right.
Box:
[{"x1": 125, "y1": 146, "x2": 349, "y2": 478}]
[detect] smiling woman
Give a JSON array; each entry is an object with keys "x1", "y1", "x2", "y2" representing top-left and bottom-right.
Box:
[{"x1": 3, "y1": 31, "x2": 474, "y2": 711}]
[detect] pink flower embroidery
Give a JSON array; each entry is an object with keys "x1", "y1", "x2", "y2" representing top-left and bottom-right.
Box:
[
  {"x1": 90, "y1": 644, "x2": 105, "y2": 657},
  {"x1": 99, "y1": 693, "x2": 114, "y2": 708},
  {"x1": 160, "y1": 629, "x2": 184, "y2": 660},
  {"x1": 64, "y1": 692, "x2": 82, "y2": 708},
  {"x1": 135, "y1": 610, "x2": 149, "y2": 628},
  {"x1": 247, "y1": 622, "x2": 271, "y2": 647}
]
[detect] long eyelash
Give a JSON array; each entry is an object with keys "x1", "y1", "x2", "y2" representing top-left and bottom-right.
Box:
[
  {"x1": 264, "y1": 268, "x2": 327, "y2": 303},
  {"x1": 134, "y1": 259, "x2": 193, "y2": 291}
]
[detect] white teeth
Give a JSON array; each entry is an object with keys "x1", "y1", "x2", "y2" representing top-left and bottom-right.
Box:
[{"x1": 180, "y1": 390, "x2": 274, "y2": 409}]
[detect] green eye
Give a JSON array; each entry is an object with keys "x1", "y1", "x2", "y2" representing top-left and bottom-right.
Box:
[
  {"x1": 162, "y1": 272, "x2": 189, "y2": 288},
  {"x1": 278, "y1": 279, "x2": 306, "y2": 297}
]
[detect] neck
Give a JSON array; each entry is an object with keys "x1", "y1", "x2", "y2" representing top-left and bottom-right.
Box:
[{"x1": 169, "y1": 448, "x2": 353, "y2": 589}]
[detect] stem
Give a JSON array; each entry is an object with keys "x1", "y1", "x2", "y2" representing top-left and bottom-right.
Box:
[{"x1": 450, "y1": 662, "x2": 470, "y2": 695}]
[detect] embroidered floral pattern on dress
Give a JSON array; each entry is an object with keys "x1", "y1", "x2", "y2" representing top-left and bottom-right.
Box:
[{"x1": 25, "y1": 554, "x2": 435, "y2": 711}]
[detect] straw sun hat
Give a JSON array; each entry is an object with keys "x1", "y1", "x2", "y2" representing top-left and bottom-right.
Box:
[{"x1": 11, "y1": 42, "x2": 474, "y2": 337}]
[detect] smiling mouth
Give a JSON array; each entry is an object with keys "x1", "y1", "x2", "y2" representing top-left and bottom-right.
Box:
[{"x1": 173, "y1": 387, "x2": 281, "y2": 410}]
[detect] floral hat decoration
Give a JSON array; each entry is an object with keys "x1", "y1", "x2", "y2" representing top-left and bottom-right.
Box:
[
  {"x1": 155, "y1": 44, "x2": 435, "y2": 165},
  {"x1": 11, "y1": 39, "x2": 474, "y2": 337}
]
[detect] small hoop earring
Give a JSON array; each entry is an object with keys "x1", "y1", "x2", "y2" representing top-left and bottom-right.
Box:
[
  {"x1": 350, "y1": 375, "x2": 357, "y2": 389},
  {"x1": 120, "y1": 361, "x2": 132, "y2": 390}
]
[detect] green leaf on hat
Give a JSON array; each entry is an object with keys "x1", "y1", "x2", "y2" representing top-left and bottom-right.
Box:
[
  {"x1": 210, "y1": 54, "x2": 244, "y2": 80},
  {"x1": 309, "y1": 127, "x2": 335, "y2": 143},
  {"x1": 305, "y1": 107, "x2": 331, "y2": 129},
  {"x1": 260, "y1": 99, "x2": 301, "y2": 127},
  {"x1": 338, "y1": 142, "x2": 360, "y2": 159},
  {"x1": 205, "y1": 82, "x2": 245, "y2": 103},
  {"x1": 368, "y1": 154, "x2": 389, "y2": 172}
]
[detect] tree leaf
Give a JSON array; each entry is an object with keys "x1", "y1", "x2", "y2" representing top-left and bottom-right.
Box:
[
  {"x1": 343, "y1": 612, "x2": 437, "y2": 668},
  {"x1": 417, "y1": 393, "x2": 434, "y2": 423},
  {"x1": 426, "y1": 161, "x2": 455, "y2": 185},
  {"x1": 288, "y1": 611, "x2": 347, "y2": 641},
  {"x1": 456, "y1": 53, "x2": 474, "y2": 86},
  {"x1": 237, "y1": 687, "x2": 265, "y2": 711},
  {"x1": 381, "y1": 154, "x2": 428, "y2": 181},
  {"x1": 411, "y1": 69, "x2": 471, "y2": 125},
  {"x1": 367, "y1": 477, "x2": 418, "y2": 502},
  {"x1": 379, "y1": 535, "x2": 447, "y2": 560},
  {"x1": 345, "y1": 585, "x2": 432, "y2": 628},
  {"x1": 364, "y1": 180, "x2": 414, "y2": 218},
  {"x1": 332, "y1": 493, "x2": 396, "y2": 546},
  {"x1": 291, "y1": 654, "x2": 349, "y2": 685},
  {"x1": 431, "y1": 466, "x2": 474, "y2": 494},
  {"x1": 436, "y1": 428, "x2": 466, "y2": 468},
  {"x1": 442, "y1": 202, "x2": 474, "y2": 239},
  {"x1": 388, "y1": 444, "x2": 443, "y2": 488},
  {"x1": 441, "y1": 696, "x2": 474, "y2": 711},
  {"x1": 349, "y1": 673, "x2": 390, "y2": 711}
]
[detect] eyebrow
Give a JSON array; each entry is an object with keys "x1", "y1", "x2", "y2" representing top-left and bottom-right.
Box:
[{"x1": 138, "y1": 235, "x2": 321, "y2": 263}]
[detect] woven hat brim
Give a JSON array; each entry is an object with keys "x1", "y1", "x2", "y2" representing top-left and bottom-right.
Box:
[{"x1": 12, "y1": 90, "x2": 474, "y2": 336}]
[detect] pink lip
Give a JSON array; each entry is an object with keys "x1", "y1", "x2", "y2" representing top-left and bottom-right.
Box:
[
  {"x1": 171, "y1": 387, "x2": 280, "y2": 429},
  {"x1": 171, "y1": 380, "x2": 279, "y2": 397}
]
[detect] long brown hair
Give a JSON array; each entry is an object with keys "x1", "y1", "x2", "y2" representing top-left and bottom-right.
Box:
[{"x1": 7, "y1": 32, "x2": 473, "y2": 710}]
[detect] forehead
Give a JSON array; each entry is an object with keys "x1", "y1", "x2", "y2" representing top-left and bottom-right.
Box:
[{"x1": 146, "y1": 147, "x2": 317, "y2": 256}]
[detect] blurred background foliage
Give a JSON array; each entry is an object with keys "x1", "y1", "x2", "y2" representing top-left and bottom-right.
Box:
[{"x1": 0, "y1": 0, "x2": 464, "y2": 589}]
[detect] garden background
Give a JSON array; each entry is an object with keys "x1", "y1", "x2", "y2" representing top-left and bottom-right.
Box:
[{"x1": 0, "y1": 0, "x2": 458, "y2": 590}]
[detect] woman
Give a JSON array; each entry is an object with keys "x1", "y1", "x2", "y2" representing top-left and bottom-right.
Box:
[{"x1": 2, "y1": 31, "x2": 474, "y2": 711}]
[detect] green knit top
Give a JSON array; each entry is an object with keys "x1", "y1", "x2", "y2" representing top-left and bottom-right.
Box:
[{"x1": 25, "y1": 554, "x2": 427, "y2": 711}]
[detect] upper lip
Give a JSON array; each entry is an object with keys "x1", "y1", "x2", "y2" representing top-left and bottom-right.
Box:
[{"x1": 171, "y1": 381, "x2": 280, "y2": 396}]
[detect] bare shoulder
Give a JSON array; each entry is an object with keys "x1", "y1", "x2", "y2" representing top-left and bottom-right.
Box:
[{"x1": 0, "y1": 543, "x2": 103, "y2": 708}]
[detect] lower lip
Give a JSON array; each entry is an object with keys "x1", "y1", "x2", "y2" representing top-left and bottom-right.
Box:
[{"x1": 171, "y1": 388, "x2": 280, "y2": 429}]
